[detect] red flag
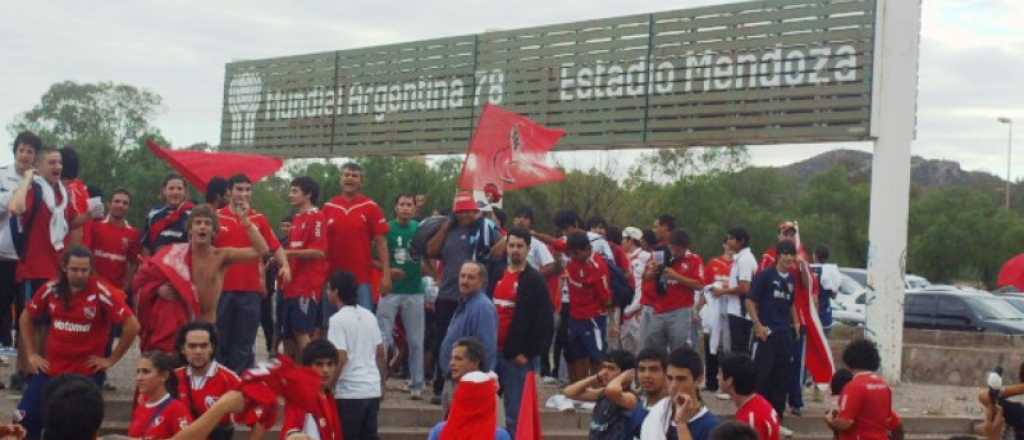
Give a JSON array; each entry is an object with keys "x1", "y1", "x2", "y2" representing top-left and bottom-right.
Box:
[
  {"x1": 145, "y1": 139, "x2": 284, "y2": 193},
  {"x1": 795, "y1": 262, "x2": 836, "y2": 384},
  {"x1": 515, "y1": 372, "x2": 543, "y2": 440},
  {"x1": 238, "y1": 356, "x2": 323, "y2": 414},
  {"x1": 458, "y1": 104, "x2": 565, "y2": 192}
]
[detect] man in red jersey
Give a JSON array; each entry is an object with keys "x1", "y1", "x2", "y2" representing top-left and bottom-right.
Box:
[
  {"x1": 9, "y1": 147, "x2": 86, "y2": 388},
  {"x1": 758, "y1": 221, "x2": 810, "y2": 273},
  {"x1": 59, "y1": 146, "x2": 93, "y2": 248},
  {"x1": 282, "y1": 339, "x2": 343, "y2": 440},
  {"x1": 643, "y1": 229, "x2": 704, "y2": 353},
  {"x1": 281, "y1": 176, "x2": 327, "y2": 357},
  {"x1": 719, "y1": 353, "x2": 781, "y2": 440},
  {"x1": 562, "y1": 232, "x2": 612, "y2": 383},
  {"x1": 214, "y1": 174, "x2": 288, "y2": 372},
  {"x1": 16, "y1": 246, "x2": 140, "y2": 439},
  {"x1": 826, "y1": 339, "x2": 904, "y2": 440},
  {"x1": 697, "y1": 239, "x2": 732, "y2": 393},
  {"x1": 174, "y1": 321, "x2": 269, "y2": 440},
  {"x1": 85, "y1": 189, "x2": 140, "y2": 290},
  {"x1": 322, "y1": 162, "x2": 390, "y2": 311}
]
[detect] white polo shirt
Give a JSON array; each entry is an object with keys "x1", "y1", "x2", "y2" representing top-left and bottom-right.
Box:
[{"x1": 726, "y1": 247, "x2": 757, "y2": 318}]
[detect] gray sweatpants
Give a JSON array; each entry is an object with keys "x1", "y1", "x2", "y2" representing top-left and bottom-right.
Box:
[{"x1": 643, "y1": 307, "x2": 698, "y2": 353}]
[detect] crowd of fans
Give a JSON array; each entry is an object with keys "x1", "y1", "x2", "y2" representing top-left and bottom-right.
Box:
[{"x1": 0, "y1": 131, "x2": 1013, "y2": 440}]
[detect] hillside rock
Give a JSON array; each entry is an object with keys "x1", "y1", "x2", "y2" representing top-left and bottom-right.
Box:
[{"x1": 777, "y1": 149, "x2": 1004, "y2": 189}]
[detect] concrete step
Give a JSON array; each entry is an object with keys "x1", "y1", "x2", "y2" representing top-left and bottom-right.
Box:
[
  {"x1": 44, "y1": 393, "x2": 978, "y2": 438},
  {"x1": 88, "y1": 396, "x2": 591, "y2": 430},
  {"x1": 99, "y1": 422, "x2": 964, "y2": 440}
]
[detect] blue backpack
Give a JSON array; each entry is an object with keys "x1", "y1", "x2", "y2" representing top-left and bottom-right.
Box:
[{"x1": 598, "y1": 253, "x2": 634, "y2": 310}]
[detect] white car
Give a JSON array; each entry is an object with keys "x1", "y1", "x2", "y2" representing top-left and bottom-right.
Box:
[{"x1": 830, "y1": 273, "x2": 867, "y2": 326}]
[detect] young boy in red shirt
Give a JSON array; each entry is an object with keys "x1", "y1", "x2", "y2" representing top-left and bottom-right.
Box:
[
  {"x1": 281, "y1": 339, "x2": 343, "y2": 440},
  {"x1": 719, "y1": 353, "x2": 782, "y2": 440},
  {"x1": 826, "y1": 339, "x2": 904, "y2": 440}
]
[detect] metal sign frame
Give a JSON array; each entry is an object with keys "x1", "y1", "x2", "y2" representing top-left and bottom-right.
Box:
[{"x1": 221, "y1": 0, "x2": 877, "y2": 157}]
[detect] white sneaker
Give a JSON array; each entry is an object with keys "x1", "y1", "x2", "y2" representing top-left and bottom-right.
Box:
[
  {"x1": 780, "y1": 426, "x2": 794, "y2": 438},
  {"x1": 715, "y1": 392, "x2": 730, "y2": 400},
  {"x1": 542, "y1": 376, "x2": 558, "y2": 385},
  {"x1": 410, "y1": 389, "x2": 423, "y2": 400}
]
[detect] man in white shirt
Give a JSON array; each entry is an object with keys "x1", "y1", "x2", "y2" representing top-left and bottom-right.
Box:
[
  {"x1": 713, "y1": 227, "x2": 757, "y2": 357},
  {"x1": 511, "y1": 208, "x2": 556, "y2": 274},
  {"x1": 0, "y1": 132, "x2": 40, "y2": 386},
  {"x1": 327, "y1": 271, "x2": 386, "y2": 440}
]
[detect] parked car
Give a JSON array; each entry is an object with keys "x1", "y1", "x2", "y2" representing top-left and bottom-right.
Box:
[
  {"x1": 992, "y1": 291, "x2": 1024, "y2": 314},
  {"x1": 904, "y1": 290, "x2": 1024, "y2": 335},
  {"x1": 839, "y1": 267, "x2": 934, "y2": 292}
]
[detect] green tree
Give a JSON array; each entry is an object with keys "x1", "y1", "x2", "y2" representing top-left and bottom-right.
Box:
[{"x1": 9, "y1": 81, "x2": 162, "y2": 156}]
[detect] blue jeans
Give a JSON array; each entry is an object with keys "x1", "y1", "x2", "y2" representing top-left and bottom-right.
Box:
[
  {"x1": 18, "y1": 373, "x2": 104, "y2": 439},
  {"x1": 323, "y1": 284, "x2": 372, "y2": 326},
  {"x1": 216, "y1": 291, "x2": 262, "y2": 372},
  {"x1": 495, "y1": 356, "x2": 538, "y2": 438},
  {"x1": 376, "y1": 294, "x2": 425, "y2": 391}
]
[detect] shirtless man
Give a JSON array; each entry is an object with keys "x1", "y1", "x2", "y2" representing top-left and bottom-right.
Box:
[
  {"x1": 152, "y1": 204, "x2": 269, "y2": 323},
  {"x1": 190, "y1": 203, "x2": 268, "y2": 322}
]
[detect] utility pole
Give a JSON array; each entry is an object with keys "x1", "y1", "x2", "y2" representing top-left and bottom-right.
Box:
[{"x1": 999, "y1": 117, "x2": 1014, "y2": 209}]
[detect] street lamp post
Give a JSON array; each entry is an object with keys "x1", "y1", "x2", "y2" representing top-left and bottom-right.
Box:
[{"x1": 999, "y1": 117, "x2": 1014, "y2": 209}]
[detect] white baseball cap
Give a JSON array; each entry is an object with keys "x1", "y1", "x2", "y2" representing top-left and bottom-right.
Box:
[{"x1": 623, "y1": 226, "x2": 643, "y2": 241}]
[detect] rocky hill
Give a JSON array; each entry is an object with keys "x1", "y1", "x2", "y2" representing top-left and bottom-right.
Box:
[{"x1": 776, "y1": 149, "x2": 1005, "y2": 189}]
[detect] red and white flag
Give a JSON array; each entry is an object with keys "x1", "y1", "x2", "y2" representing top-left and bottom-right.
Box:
[{"x1": 458, "y1": 104, "x2": 565, "y2": 192}]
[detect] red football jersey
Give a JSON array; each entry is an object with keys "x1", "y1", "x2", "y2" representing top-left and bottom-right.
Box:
[
  {"x1": 322, "y1": 194, "x2": 388, "y2": 285},
  {"x1": 565, "y1": 254, "x2": 611, "y2": 320},
  {"x1": 27, "y1": 277, "x2": 132, "y2": 375},
  {"x1": 652, "y1": 251, "x2": 704, "y2": 314},
  {"x1": 215, "y1": 207, "x2": 281, "y2": 294},
  {"x1": 837, "y1": 372, "x2": 898, "y2": 440},
  {"x1": 85, "y1": 217, "x2": 141, "y2": 289},
  {"x1": 281, "y1": 391, "x2": 342, "y2": 440},
  {"x1": 493, "y1": 269, "x2": 521, "y2": 349},
  {"x1": 128, "y1": 394, "x2": 193, "y2": 439},
  {"x1": 16, "y1": 185, "x2": 78, "y2": 282},
  {"x1": 704, "y1": 256, "x2": 733, "y2": 286},
  {"x1": 283, "y1": 208, "x2": 328, "y2": 299},
  {"x1": 175, "y1": 362, "x2": 241, "y2": 427},
  {"x1": 65, "y1": 178, "x2": 91, "y2": 247},
  {"x1": 736, "y1": 394, "x2": 781, "y2": 440}
]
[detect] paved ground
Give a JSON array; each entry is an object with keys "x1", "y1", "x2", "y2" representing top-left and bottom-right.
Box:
[{"x1": 0, "y1": 331, "x2": 993, "y2": 424}]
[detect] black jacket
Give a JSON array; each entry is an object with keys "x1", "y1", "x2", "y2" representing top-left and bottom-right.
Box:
[{"x1": 502, "y1": 265, "x2": 555, "y2": 360}]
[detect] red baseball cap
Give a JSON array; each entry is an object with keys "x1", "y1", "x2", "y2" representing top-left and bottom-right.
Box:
[{"x1": 453, "y1": 191, "x2": 480, "y2": 213}]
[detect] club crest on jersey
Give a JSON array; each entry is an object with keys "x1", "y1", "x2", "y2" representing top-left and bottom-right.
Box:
[
  {"x1": 153, "y1": 416, "x2": 164, "y2": 427},
  {"x1": 83, "y1": 306, "x2": 96, "y2": 319},
  {"x1": 205, "y1": 395, "x2": 216, "y2": 408}
]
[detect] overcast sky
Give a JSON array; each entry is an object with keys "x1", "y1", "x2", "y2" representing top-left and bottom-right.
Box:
[{"x1": 2, "y1": 0, "x2": 1021, "y2": 179}]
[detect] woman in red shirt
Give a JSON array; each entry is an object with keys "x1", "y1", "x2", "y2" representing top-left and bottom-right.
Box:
[{"x1": 129, "y1": 352, "x2": 193, "y2": 439}]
